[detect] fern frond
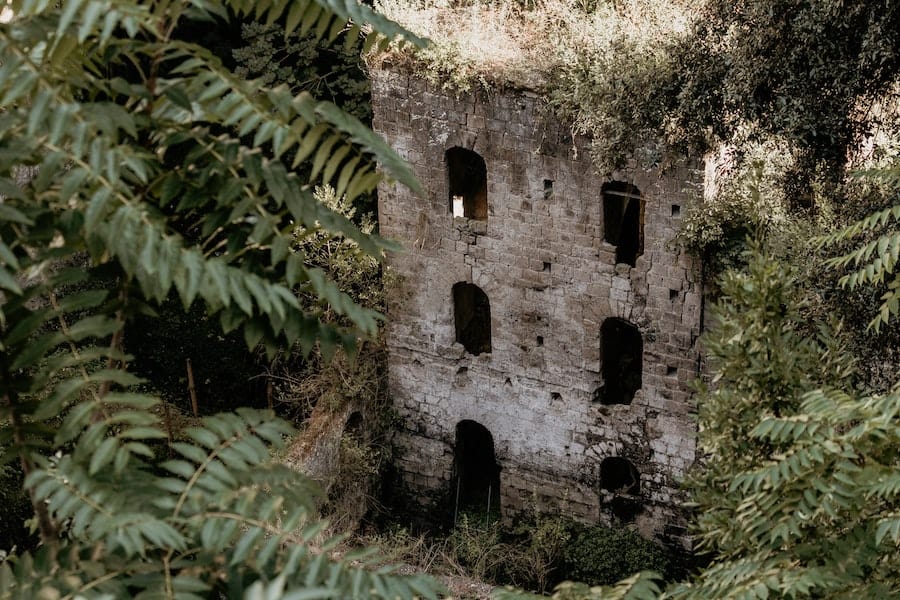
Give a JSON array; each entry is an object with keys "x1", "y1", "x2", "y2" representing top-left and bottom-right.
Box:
[
  {"x1": 162, "y1": 409, "x2": 300, "y2": 517},
  {"x1": 222, "y1": 0, "x2": 427, "y2": 53},
  {"x1": 816, "y1": 162, "x2": 900, "y2": 331},
  {"x1": 164, "y1": 45, "x2": 420, "y2": 196}
]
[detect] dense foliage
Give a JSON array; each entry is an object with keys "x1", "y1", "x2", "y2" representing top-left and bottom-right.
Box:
[
  {"x1": 666, "y1": 0, "x2": 899, "y2": 171},
  {"x1": 0, "y1": 0, "x2": 447, "y2": 597},
  {"x1": 233, "y1": 23, "x2": 371, "y2": 123},
  {"x1": 671, "y1": 247, "x2": 900, "y2": 598},
  {"x1": 561, "y1": 524, "x2": 671, "y2": 589},
  {"x1": 552, "y1": 0, "x2": 900, "y2": 178},
  {"x1": 819, "y1": 167, "x2": 900, "y2": 333},
  {"x1": 444, "y1": 512, "x2": 671, "y2": 593}
]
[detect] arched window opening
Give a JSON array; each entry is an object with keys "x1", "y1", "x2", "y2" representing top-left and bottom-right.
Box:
[
  {"x1": 453, "y1": 282, "x2": 492, "y2": 355},
  {"x1": 447, "y1": 147, "x2": 488, "y2": 220},
  {"x1": 597, "y1": 318, "x2": 642, "y2": 405},
  {"x1": 344, "y1": 411, "x2": 364, "y2": 441},
  {"x1": 453, "y1": 420, "x2": 501, "y2": 520},
  {"x1": 600, "y1": 457, "x2": 640, "y2": 495},
  {"x1": 602, "y1": 182, "x2": 644, "y2": 266}
]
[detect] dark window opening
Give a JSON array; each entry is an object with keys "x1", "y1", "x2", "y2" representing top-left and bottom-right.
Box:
[
  {"x1": 504, "y1": 377, "x2": 512, "y2": 386},
  {"x1": 455, "y1": 366, "x2": 470, "y2": 386},
  {"x1": 542, "y1": 261, "x2": 551, "y2": 272},
  {"x1": 669, "y1": 289, "x2": 679, "y2": 301},
  {"x1": 600, "y1": 456, "x2": 640, "y2": 495},
  {"x1": 453, "y1": 282, "x2": 492, "y2": 355},
  {"x1": 543, "y1": 179, "x2": 554, "y2": 199},
  {"x1": 447, "y1": 147, "x2": 488, "y2": 220},
  {"x1": 344, "y1": 411, "x2": 364, "y2": 442},
  {"x1": 610, "y1": 496, "x2": 643, "y2": 521},
  {"x1": 666, "y1": 365, "x2": 678, "y2": 376},
  {"x1": 602, "y1": 182, "x2": 644, "y2": 267},
  {"x1": 671, "y1": 204, "x2": 681, "y2": 217},
  {"x1": 536, "y1": 335, "x2": 544, "y2": 346},
  {"x1": 551, "y1": 392, "x2": 562, "y2": 401},
  {"x1": 597, "y1": 318, "x2": 642, "y2": 405},
  {"x1": 453, "y1": 420, "x2": 501, "y2": 519}
]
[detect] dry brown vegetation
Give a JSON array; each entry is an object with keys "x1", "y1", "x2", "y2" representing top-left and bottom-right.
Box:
[{"x1": 370, "y1": 0, "x2": 693, "y2": 92}]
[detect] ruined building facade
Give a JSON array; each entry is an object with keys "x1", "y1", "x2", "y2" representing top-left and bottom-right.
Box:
[{"x1": 371, "y1": 69, "x2": 704, "y2": 547}]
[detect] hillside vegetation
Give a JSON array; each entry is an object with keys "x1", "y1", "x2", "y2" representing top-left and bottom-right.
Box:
[{"x1": 0, "y1": 0, "x2": 898, "y2": 599}]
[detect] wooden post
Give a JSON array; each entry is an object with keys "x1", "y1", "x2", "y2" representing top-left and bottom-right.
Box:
[
  {"x1": 186, "y1": 358, "x2": 199, "y2": 418},
  {"x1": 162, "y1": 400, "x2": 174, "y2": 457},
  {"x1": 453, "y1": 477, "x2": 461, "y2": 527}
]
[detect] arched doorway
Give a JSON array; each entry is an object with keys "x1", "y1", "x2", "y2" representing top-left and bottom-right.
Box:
[{"x1": 452, "y1": 420, "x2": 501, "y2": 521}]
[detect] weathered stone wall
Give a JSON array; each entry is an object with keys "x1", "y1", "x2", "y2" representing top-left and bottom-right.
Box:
[{"x1": 371, "y1": 69, "x2": 703, "y2": 548}]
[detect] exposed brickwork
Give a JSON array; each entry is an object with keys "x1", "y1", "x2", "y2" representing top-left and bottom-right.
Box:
[{"x1": 371, "y1": 69, "x2": 703, "y2": 549}]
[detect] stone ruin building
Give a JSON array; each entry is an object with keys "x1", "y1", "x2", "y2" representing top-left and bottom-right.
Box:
[{"x1": 371, "y1": 68, "x2": 704, "y2": 549}]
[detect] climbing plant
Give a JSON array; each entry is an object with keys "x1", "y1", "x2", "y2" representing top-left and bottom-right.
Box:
[{"x1": 0, "y1": 0, "x2": 444, "y2": 597}]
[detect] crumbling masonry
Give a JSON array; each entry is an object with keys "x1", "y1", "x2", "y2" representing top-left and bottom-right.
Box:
[{"x1": 371, "y1": 69, "x2": 704, "y2": 548}]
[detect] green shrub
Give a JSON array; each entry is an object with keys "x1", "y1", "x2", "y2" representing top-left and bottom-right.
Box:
[
  {"x1": 501, "y1": 512, "x2": 572, "y2": 592},
  {"x1": 676, "y1": 141, "x2": 805, "y2": 276},
  {"x1": 561, "y1": 524, "x2": 672, "y2": 587},
  {"x1": 447, "y1": 513, "x2": 507, "y2": 583},
  {"x1": 443, "y1": 511, "x2": 672, "y2": 593}
]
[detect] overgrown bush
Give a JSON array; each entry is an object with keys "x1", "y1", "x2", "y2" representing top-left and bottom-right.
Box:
[
  {"x1": 447, "y1": 513, "x2": 508, "y2": 583},
  {"x1": 398, "y1": 510, "x2": 673, "y2": 594},
  {"x1": 561, "y1": 524, "x2": 671, "y2": 587},
  {"x1": 502, "y1": 511, "x2": 573, "y2": 592},
  {"x1": 667, "y1": 245, "x2": 900, "y2": 599}
]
